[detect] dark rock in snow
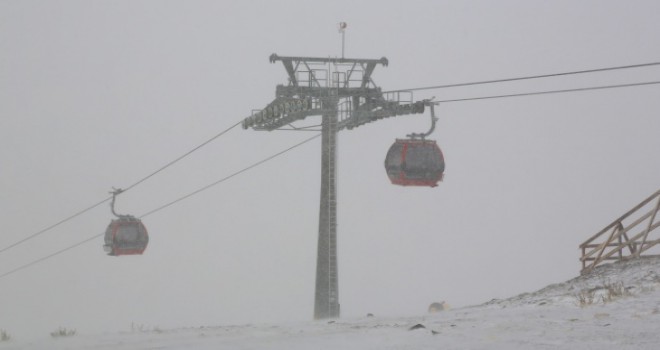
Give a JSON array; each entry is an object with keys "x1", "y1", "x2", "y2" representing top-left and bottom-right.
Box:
[{"x1": 408, "y1": 324, "x2": 426, "y2": 331}]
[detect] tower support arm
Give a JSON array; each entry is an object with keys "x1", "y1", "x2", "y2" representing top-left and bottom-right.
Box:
[
  {"x1": 282, "y1": 59, "x2": 298, "y2": 87},
  {"x1": 361, "y1": 62, "x2": 377, "y2": 88},
  {"x1": 275, "y1": 85, "x2": 381, "y2": 99},
  {"x1": 270, "y1": 53, "x2": 388, "y2": 67}
]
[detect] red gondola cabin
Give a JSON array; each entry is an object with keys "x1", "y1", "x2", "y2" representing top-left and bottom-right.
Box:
[
  {"x1": 385, "y1": 139, "x2": 445, "y2": 187},
  {"x1": 103, "y1": 216, "x2": 149, "y2": 256}
]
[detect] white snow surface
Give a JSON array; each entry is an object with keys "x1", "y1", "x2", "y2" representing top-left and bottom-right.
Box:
[{"x1": 3, "y1": 257, "x2": 660, "y2": 350}]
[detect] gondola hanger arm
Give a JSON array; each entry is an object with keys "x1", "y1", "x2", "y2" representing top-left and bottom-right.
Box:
[
  {"x1": 109, "y1": 188, "x2": 126, "y2": 218},
  {"x1": 406, "y1": 99, "x2": 439, "y2": 140}
]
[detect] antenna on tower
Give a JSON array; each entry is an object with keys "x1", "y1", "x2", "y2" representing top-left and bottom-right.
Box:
[{"x1": 338, "y1": 22, "x2": 347, "y2": 58}]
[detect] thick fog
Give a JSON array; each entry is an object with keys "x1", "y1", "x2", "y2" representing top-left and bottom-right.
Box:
[{"x1": 1, "y1": 0, "x2": 659, "y2": 339}]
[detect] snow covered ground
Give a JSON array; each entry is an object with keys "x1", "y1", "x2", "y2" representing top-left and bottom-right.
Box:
[{"x1": 2, "y1": 257, "x2": 659, "y2": 350}]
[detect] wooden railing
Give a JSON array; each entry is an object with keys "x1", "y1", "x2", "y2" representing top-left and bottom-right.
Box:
[{"x1": 580, "y1": 189, "x2": 660, "y2": 273}]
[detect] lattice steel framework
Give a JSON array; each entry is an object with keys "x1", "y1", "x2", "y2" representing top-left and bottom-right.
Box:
[{"x1": 242, "y1": 54, "x2": 427, "y2": 319}]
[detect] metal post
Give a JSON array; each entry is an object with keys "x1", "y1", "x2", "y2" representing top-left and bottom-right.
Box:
[
  {"x1": 339, "y1": 22, "x2": 347, "y2": 59},
  {"x1": 314, "y1": 100, "x2": 340, "y2": 319},
  {"x1": 341, "y1": 31, "x2": 345, "y2": 59}
]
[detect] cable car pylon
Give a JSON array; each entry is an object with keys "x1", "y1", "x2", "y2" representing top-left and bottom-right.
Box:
[
  {"x1": 103, "y1": 188, "x2": 149, "y2": 256},
  {"x1": 242, "y1": 53, "x2": 433, "y2": 319}
]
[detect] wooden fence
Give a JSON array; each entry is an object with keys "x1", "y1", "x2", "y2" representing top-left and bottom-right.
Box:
[{"x1": 580, "y1": 189, "x2": 660, "y2": 273}]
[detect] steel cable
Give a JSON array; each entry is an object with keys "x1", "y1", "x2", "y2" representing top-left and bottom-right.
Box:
[
  {"x1": 0, "y1": 121, "x2": 242, "y2": 254},
  {"x1": 0, "y1": 134, "x2": 321, "y2": 280}
]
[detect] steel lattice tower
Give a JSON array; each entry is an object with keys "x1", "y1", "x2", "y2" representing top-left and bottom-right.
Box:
[
  {"x1": 242, "y1": 54, "x2": 426, "y2": 319},
  {"x1": 315, "y1": 103, "x2": 339, "y2": 318}
]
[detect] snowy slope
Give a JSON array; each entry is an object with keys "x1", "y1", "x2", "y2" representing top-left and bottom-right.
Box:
[
  {"x1": 2, "y1": 257, "x2": 659, "y2": 350},
  {"x1": 483, "y1": 255, "x2": 660, "y2": 308}
]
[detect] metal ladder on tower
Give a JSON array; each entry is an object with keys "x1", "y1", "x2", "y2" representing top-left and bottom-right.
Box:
[{"x1": 327, "y1": 105, "x2": 339, "y2": 317}]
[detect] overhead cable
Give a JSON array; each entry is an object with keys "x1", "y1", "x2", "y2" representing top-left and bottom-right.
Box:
[
  {"x1": 386, "y1": 61, "x2": 660, "y2": 93},
  {"x1": 4, "y1": 61, "x2": 660, "y2": 257},
  {"x1": 123, "y1": 120, "x2": 242, "y2": 192},
  {"x1": 0, "y1": 120, "x2": 242, "y2": 255},
  {"x1": 0, "y1": 134, "x2": 321, "y2": 280},
  {"x1": 139, "y1": 134, "x2": 321, "y2": 219},
  {"x1": 0, "y1": 197, "x2": 111, "y2": 255},
  {"x1": 0, "y1": 234, "x2": 102, "y2": 279},
  {"x1": 435, "y1": 80, "x2": 660, "y2": 103}
]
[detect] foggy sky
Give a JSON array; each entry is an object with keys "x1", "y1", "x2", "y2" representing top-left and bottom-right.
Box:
[{"x1": 1, "y1": 0, "x2": 659, "y2": 339}]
